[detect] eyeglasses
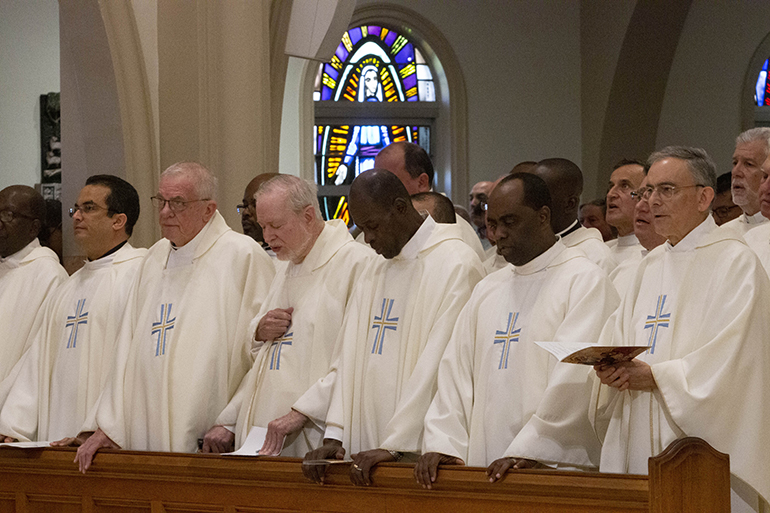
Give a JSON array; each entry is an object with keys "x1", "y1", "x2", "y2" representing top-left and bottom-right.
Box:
[
  {"x1": 0, "y1": 210, "x2": 34, "y2": 224},
  {"x1": 151, "y1": 196, "x2": 210, "y2": 213},
  {"x1": 236, "y1": 203, "x2": 249, "y2": 214},
  {"x1": 69, "y1": 203, "x2": 112, "y2": 218},
  {"x1": 631, "y1": 184, "x2": 704, "y2": 201},
  {"x1": 713, "y1": 205, "x2": 742, "y2": 219}
]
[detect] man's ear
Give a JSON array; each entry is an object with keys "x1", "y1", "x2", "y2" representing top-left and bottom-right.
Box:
[
  {"x1": 111, "y1": 213, "x2": 128, "y2": 233},
  {"x1": 393, "y1": 197, "x2": 409, "y2": 214},
  {"x1": 417, "y1": 173, "x2": 431, "y2": 192},
  {"x1": 698, "y1": 186, "x2": 716, "y2": 213},
  {"x1": 565, "y1": 195, "x2": 580, "y2": 213},
  {"x1": 29, "y1": 218, "x2": 42, "y2": 240},
  {"x1": 302, "y1": 204, "x2": 315, "y2": 223},
  {"x1": 203, "y1": 200, "x2": 217, "y2": 221},
  {"x1": 539, "y1": 205, "x2": 551, "y2": 226}
]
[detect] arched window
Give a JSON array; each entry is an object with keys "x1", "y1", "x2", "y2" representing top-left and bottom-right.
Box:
[{"x1": 312, "y1": 24, "x2": 440, "y2": 225}]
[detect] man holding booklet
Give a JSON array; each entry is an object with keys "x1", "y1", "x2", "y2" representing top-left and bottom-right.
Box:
[
  {"x1": 415, "y1": 172, "x2": 619, "y2": 488},
  {"x1": 592, "y1": 147, "x2": 770, "y2": 513}
]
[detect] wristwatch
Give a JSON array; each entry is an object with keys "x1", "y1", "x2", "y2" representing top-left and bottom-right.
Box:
[{"x1": 387, "y1": 450, "x2": 404, "y2": 462}]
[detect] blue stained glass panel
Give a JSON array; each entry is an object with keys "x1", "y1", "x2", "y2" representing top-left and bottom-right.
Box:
[{"x1": 394, "y1": 43, "x2": 414, "y2": 64}]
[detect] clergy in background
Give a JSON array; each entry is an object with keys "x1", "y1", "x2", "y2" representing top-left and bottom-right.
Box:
[
  {"x1": 592, "y1": 146, "x2": 770, "y2": 513},
  {"x1": 239, "y1": 172, "x2": 279, "y2": 255},
  {"x1": 609, "y1": 176, "x2": 667, "y2": 296},
  {"x1": 372, "y1": 141, "x2": 486, "y2": 260},
  {"x1": 605, "y1": 159, "x2": 645, "y2": 263},
  {"x1": 721, "y1": 127, "x2": 770, "y2": 235},
  {"x1": 0, "y1": 185, "x2": 67, "y2": 381},
  {"x1": 303, "y1": 169, "x2": 484, "y2": 486},
  {"x1": 0, "y1": 175, "x2": 146, "y2": 442},
  {"x1": 202, "y1": 175, "x2": 372, "y2": 456},
  {"x1": 529, "y1": 159, "x2": 617, "y2": 273},
  {"x1": 415, "y1": 173, "x2": 619, "y2": 489},
  {"x1": 743, "y1": 154, "x2": 770, "y2": 274},
  {"x1": 72, "y1": 162, "x2": 275, "y2": 472}
]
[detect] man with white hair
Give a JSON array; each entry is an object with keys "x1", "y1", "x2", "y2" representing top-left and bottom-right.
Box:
[
  {"x1": 202, "y1": 175, "x2": 372, "y2": 456},
  {"x1": 721, "y1": 127, "x2": 770, "y2": 235},
  {"x1": 71, "y1": 162, "x2": 274, "y2": 471},
  {"x1": 592, "y1": 147, "x2": 770, "y2": 512}
]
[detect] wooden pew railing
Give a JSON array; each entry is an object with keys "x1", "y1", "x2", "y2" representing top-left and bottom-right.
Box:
[{"x1": 0, "y1": 437, "x2": 729, "y2": 512}]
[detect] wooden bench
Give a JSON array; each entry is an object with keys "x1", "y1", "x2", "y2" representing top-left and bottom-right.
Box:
[{"x1": 0, "y1": 437, "x2": 729, "y2": 512}]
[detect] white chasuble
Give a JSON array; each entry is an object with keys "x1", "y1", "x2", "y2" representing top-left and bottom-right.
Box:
[
  {"x1": 0, "y1": 244, "x2": 146, "y2": 441},
  {"x1": 93, "y1": 212, "x2": 274, "y2": 452},
  {"x1": 423, "y1": 242, "x2": 619, "y2": 468},
  {"x1": 455, "y1": 214, "x2": 487, "y2": 261},
  {"x1": 561, "y1": 225, "x2": 617, "y2": 274},
  {"x1": 743, "y1": 222, "x2": 770, "y2": 277},
  {"x1": 217, "y1": 220, "x2": 372, "y2": 456},
  {"x1": 483, "y1": 250, "x2": 509, "y2": 274},
  {"x1": 592, "y1": 216, "x2": 770, "y2": 511},
  {"x1": 719, "y1": 210, "x2": 767, "y2": 237},
  {"x1": 0, "y1": 239, "x2": 66, "y2": 380},
  {"x1": 325, "y1": 216, "x2": 485, "y2": 455},
  {"x1": 609, "y1": 233, "x2": 642, "y2": 265}
]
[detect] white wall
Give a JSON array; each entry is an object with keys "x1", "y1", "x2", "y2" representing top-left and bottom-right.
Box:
[
  {"x1": 0, "y1": 0, "x2": 60, "y2": 189},
  {"x1": 657, "y1": 1, "x2": 770, "y2": 175}
]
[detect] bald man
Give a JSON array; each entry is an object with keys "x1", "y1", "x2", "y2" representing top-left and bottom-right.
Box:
[
  {"x1": 529, "y1": 159, "x2": 616, "y2": 273},
  {"x1": 372, "y1": 142, "x2": 486, "y2": 261},
  {"x1": 302, "y1": 169, "x2": 484, "y2": 486},
  {"x1": 240, "y1": 173, "x2": 279, "y2": 254},
  {"x1": 0, "y1": 185, "x2": 66, "y2": 381},
  {"x1": 411, "y1": 192, "x2": 457, "y2": 224},
  {"x1": 469, "y1": 181, "x2": 493, "y2": 248}
]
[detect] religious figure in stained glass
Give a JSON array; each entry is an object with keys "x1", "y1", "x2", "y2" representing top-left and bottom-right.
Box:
[
  {"x1": 314, "y1": 25, "x2": 435, "y2": 225},
  {"x1": 755, "y1": 58, "x2": 769, "y2": 106}
]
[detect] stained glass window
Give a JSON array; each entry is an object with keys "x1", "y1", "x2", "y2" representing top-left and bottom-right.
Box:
[
  {"x1": 755, "y1": 58, "x2": 769, "y2": 106},
  {"x1": 314, "y1": 25, "x2": 437, "y2": 226}
]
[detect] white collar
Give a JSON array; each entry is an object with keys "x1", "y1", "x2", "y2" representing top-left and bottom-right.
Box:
[
  {"x1": 616, "y1": 233, "x2": 640, "y2": 247},
  {"x1": 742, "y1": 211, "x2": 768, "y2": 225},
  {"x1": 166, "y1": 216, "x2": 212, "y2": 269},
  {"x1": 396, "y1": 215, "x2": 436, "y2": 260},
  {"x1": 665, "y1": 216, "x2": 716, "y2": 253},
  {"x1": 0, "y1": 238, "x2": 40, "y2": 268},
  {"x1": 513, "y1": 239, "x2": 563, "y2": 276},
  {"x1": 555, "y1": 219, "x2": 579, "y2": 238}
]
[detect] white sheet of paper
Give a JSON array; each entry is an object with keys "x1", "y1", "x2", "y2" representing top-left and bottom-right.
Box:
[
  {"x1": 223, "y1": 426, "x2": 284, "y2": 456},
  {"x1": 534, "y1": 341, "x2": 595, "y2": 361},
  {"x1": 0, "y1": 441, "x2": 53, "y2": 449}
]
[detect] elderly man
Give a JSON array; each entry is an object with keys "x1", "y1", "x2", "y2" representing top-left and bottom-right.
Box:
[
  {"x1": 202, "y1": 176, "x2": 372, "y2": 456},
  {"x1": 743, "y1": 156, "x2": 770, "y2": 274},
  {"x1": 303, "y1": 169, "x2": 484, "y2": 486},
  {"x1": 239, "y1": 172, "x2": 279, "y2": 254},
  {"x1": 530, "y1": 159, "x2": 616, "y2": 273},
  {"x1": 71, "y1": 162, "x2": 274, "y2": 472},
  {"x1": 373, "y1": 142, "x2": 486, "y2": 260},
  {"x1": 592, "y1": 146, "x2": 770, "y2": 512},
  {"x1": 605, "y1": 159, "x2": 645, "y2": 263},
  {"x1": 608, "y1": 176, "x2": 667, "y2": 296},
  {"x1": 468, "y1": 180, "x2": 493, "y2": 248},
  {"x1": 712, "y1": 172, "x2": 742, "y2": 226},
  {"x1": 0, "y1": 175, "x2": 146, "y2": 443},
  {"x1": 415, "y1": 173, "x2": 619, "y2": 488},
  {"x1": 721, "y1": 127, "x2": 770, "y2": 235},
  {"x1": 0, "y1": 185, "x2": 66, "y2": 381}
]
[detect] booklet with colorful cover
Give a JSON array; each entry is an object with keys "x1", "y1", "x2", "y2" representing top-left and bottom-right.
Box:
[{"x1": 535, "y1": 342, "x2": 649, "y2": 366}]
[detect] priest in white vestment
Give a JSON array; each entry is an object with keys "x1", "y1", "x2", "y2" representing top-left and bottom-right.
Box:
[
  {"x1": 202, "y1": 176, "x2": 372, "y2": 456},
  {"x1": 302, "y1": 169, "x2": 484, "y2": 486},
  {"x1": 0, "y1": 176, "x2": 146, "y2": 442},
  {"x1": 591, "y1": 147, "x2": 770, "y2": 513},
  {"x1": 415, "y1": 173, "x2": 619, "y2": 488},
  {"x1": 72, "y1": 162, "x2": 274, "y2": 472},
  {"x1": 371, "y1": 141, "x2": 486, "y2": 261},
  {"x1": 743, "y1": 154, "x2": 770, "y2": 274},
  {"x1": 529, "y1": 158, "x2": 616, "y2": 273},
  {"x1": 721, "y1": 128, "x2": 770, "y2": 236},
  {"x1": 0, "y1": 185, "x2": 67, "y2": 381},
  {"x1": 605, "y1": 160, "x2": 645, "y2": 264},
  {"x1": 609, "y1": 176, "x2": 667, "y2": 296}
]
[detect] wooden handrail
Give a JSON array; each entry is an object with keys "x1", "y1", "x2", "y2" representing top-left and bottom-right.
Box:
[{"x1": 0, "y1": 437, "x2": 728, "y2": 512}]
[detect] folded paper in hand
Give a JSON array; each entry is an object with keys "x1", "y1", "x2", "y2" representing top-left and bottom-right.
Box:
[{"x1": 223, "y1": 426, "x2": 285, "y2": 456}]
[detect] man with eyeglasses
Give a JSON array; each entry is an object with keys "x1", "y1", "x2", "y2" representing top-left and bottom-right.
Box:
[
  {"x1": 712, "y1": 172, "x2": 742, "y2": 226},
  {"x1": 592, "y1": 146, "x2": 770, "y2": 512},
  {"x1": 238, "y1": 172, "x2": 278, "y2": 255},
  {"x1": 721, "y1": 127, "x2": 770, "y2": 236},
  {"x1": 70, "y1": 162, "x2": 274, "y2": 472},
  {"x1": 468, "y1": 180, "x2": 493, "y2": 249},
  {"x1": 528, "y1": 158, "x2": 617, "y2": 274},
  {"x1": 0, "y1": 175, "x2": 146, "y2": 444},
  {"x1": 0, "y1": 185, "x2": 66, "y2": 382},
  {"x1": 608, "y1": 176, "x2": 667, "y2": 296},
  {"x1": 605, "y1": 159, "x2": 645, "y2": 264}
]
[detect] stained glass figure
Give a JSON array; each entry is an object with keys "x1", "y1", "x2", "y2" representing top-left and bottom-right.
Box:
[
  {"x1": 314, "y1": 25, "x2": 436, "y2": 225},
  {"x1": 755, "y1": 58, "x2": 769, "y2": 107}
]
